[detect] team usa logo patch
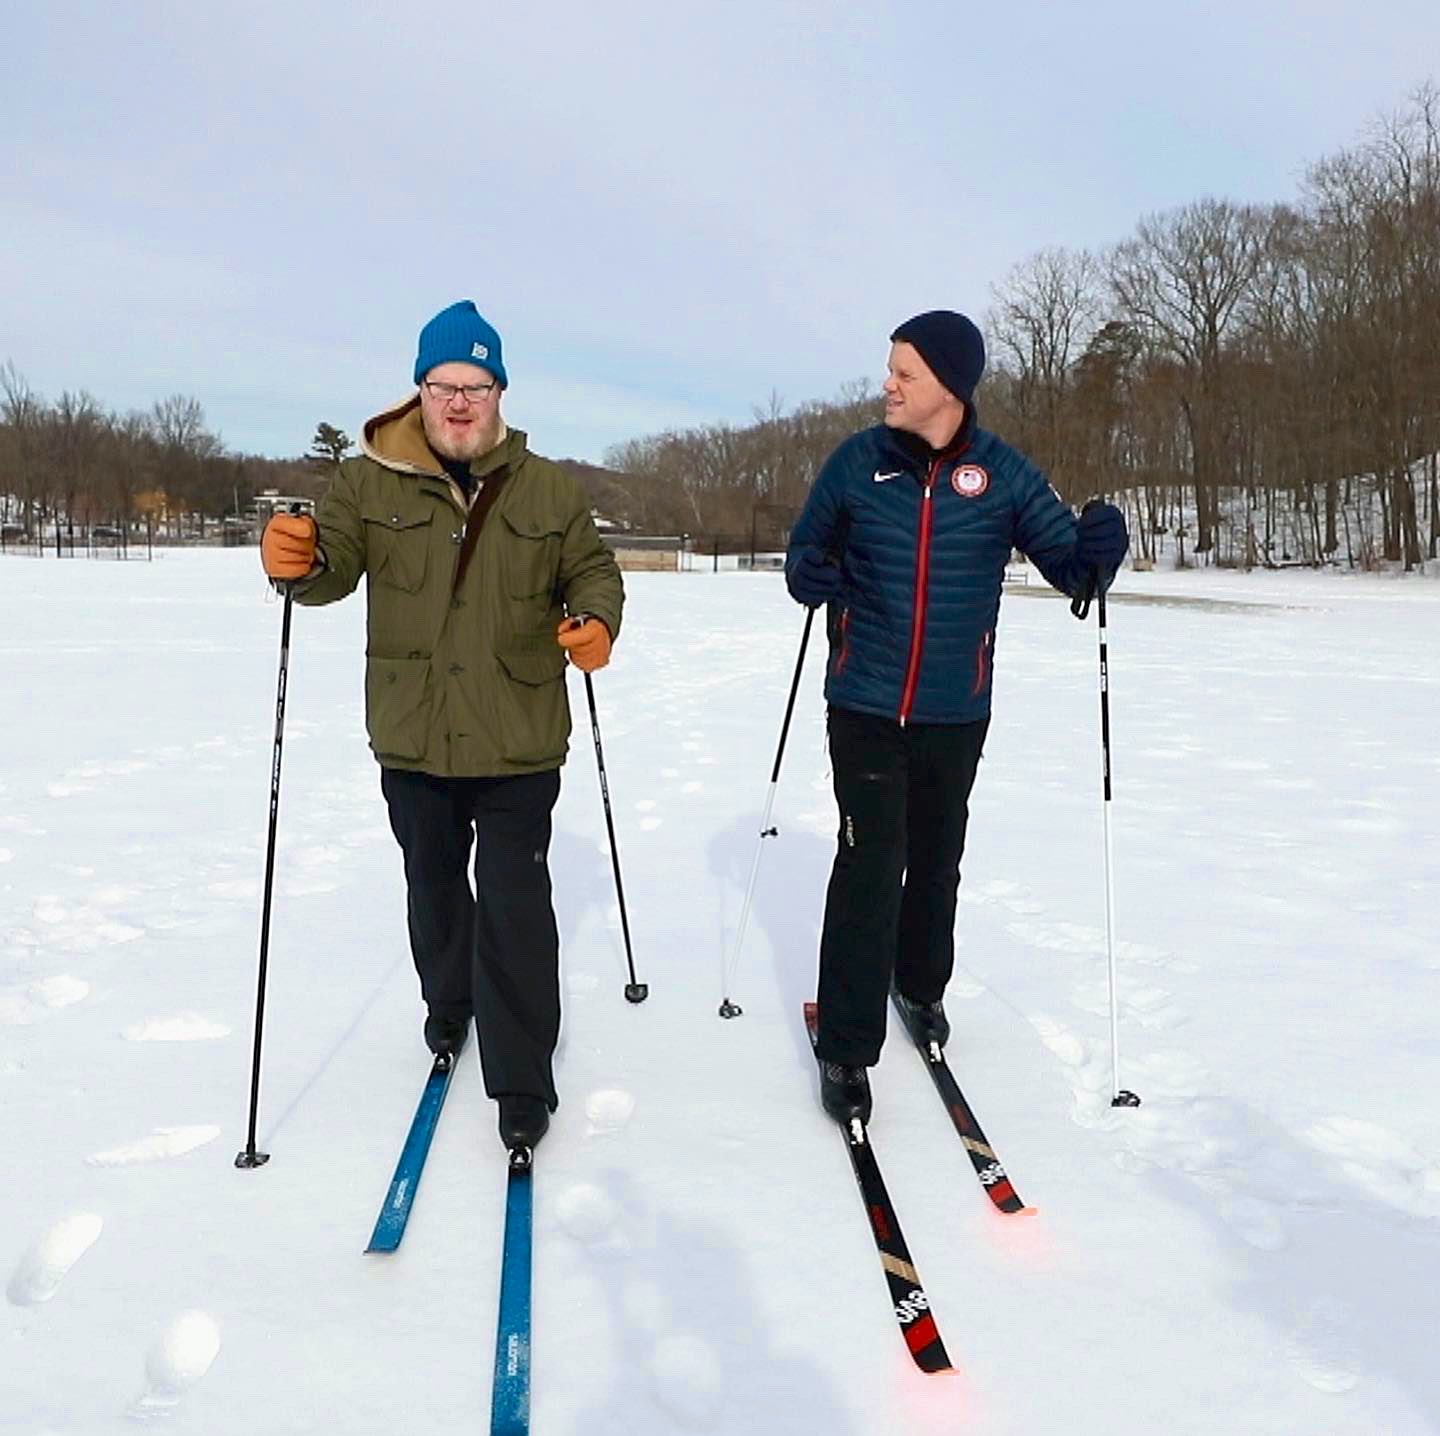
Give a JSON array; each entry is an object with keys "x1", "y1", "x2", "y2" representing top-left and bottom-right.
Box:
[{"x1": 951, "y1": 464, "x2": 990, "y2": 498}]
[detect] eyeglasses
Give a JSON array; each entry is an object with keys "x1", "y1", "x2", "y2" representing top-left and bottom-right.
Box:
[{"x1": 423, "y1": 378, "x2": 497, "y2": 403}]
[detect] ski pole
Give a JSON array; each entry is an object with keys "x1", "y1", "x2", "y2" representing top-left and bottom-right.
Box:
[
  {"x1": 1072, "y1": 571, "x2": 1140, "y2": 1108},
  {"x1": 582, "y1": 669, "x2": 648, "y2": 1003},
  {"x1": 236, "y1": 571, "x2": 298, "y2": 1169},
  {"x1": 719, "y1": 604, "x2": 816, "y2": 1018}
]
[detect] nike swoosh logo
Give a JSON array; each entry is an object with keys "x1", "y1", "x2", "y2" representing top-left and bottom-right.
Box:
[{"x1": 872, "y1": 470, "x2": 902, "y2": 483}]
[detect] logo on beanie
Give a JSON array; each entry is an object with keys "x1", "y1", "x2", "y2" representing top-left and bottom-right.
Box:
[
  {"x1": 952, "y1": 464, "x2": 990, "y2": 498},
  {"x1": 471, "y1": 342, "x2": 489, "y2": 361}
]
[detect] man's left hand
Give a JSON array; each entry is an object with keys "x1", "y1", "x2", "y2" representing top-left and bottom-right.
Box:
[
  {"x1": 1075, "y1": 501, "x2": 1129, "y2": 573},
  {"x1": 557, "y1": 616, "x2": 612, "y2": 673}
]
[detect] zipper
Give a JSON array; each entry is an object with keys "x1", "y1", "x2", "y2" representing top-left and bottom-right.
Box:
[
  {"x1": 833, "y1": 606, "x2": 852, "y2": 677},
  {"x1": 973, "y1": 628, "x2": 993, "y2": 696},
  {"x1": 897, "y1": 460, "x2": 940, "y2": 724}
]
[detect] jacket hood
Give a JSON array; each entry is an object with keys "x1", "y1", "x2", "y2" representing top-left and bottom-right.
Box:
[{"x1": 361, "y1": 393, "x2": 513, "y2": 477}]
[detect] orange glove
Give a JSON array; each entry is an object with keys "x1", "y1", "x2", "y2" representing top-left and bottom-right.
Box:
[
  {"x1": 556, "y1": 616, "x2": 612, "y2": 672},
  {"x1": 261, "y1": 514, "x2": 318, "y2": 580}
]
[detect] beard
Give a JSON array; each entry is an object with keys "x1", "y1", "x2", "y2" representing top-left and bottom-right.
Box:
[{"x1": 422, "y1": 409, "x2": 498, "y2": 462}]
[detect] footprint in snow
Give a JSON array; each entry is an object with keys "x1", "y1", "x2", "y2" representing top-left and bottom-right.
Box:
[
  {"x1": 86, "y1": 1125, "x2": 221, "y2": 1167},
  {"x1": 129, "y1": 1309, "x2": 223, "y2": 1419},
  {"x1": 634, "y1": 799, "x2": 663, "y2": 831},
  {"x1": 554, "y1": 1183, "x2": 624, "y2": 1249},
  {"x1": 651, "y1": 1333, "x2": 723, "y2": 1429},
  {"x1": 1218, "y1": 1193, "x2": 1289, "y2": 1252},
  {"x1": 564, "y1": 972, "x2": 600, "y2": 997},
  {"x1": 0, "y1": 974, "x2": 91, "y2": 1027},
  {"x1": 1285, "y1": 1298, "x2": 1359, "y2": 1394},
  {"x1": 1305, "y1": 1115, "x2": 1440, "y2": 1218},
  {"x1": 123, "y1": 1014, "x2": 231, "y2": 1042},
  {"x1": 585, "y1": 1089, "x2": 636, "y2": 1135},
  {"x1": 1071, "y1": 980, "x2": 1185, "y2": 1032},
  {"x1": 7, "y1": 1212, "x2": 103, "y2": 1306}
]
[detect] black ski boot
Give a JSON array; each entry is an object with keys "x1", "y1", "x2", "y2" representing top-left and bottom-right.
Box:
[
  {"x1": 498, "y1": 1094, "x2": 550, "y2": 1152},
  {"x1": 818, "y1": 1059, "x2": 872, "y2": 1126},
  {"x1": 424, "y1": 1012, "x2": 470, "y2": 1060},
  {"x1": 892, "y1": 986, "x2": 950, "y2": 1049}
]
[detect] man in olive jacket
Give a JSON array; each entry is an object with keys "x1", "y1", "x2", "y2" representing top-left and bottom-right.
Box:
[{"x1": 261, "y1": 300, "x2": 624, "y2": 1151}]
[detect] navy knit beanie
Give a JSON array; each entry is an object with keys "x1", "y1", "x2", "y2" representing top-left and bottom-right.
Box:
[
  {"x1": 890, "y1": 311, "x2": 985, "y2": 402},
  {"x1": 414, "y1": 301, "x2": 508, "y2": 388}
]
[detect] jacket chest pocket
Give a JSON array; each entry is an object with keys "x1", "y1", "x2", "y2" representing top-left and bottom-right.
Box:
[
  {"x1": 362, "y1": 506, "x2": 434, "y2": 592},
  {"x1": 499, "y1": 509, "x2": 564, "y2": 601}
]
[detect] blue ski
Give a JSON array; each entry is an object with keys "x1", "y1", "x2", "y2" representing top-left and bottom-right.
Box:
[
  {"x1": 364, "y1": 1054, "x2": 457, "y2": 1253},
  {"x1": 490, "y1": 1146, "x2": 534, "y2": 1435}
]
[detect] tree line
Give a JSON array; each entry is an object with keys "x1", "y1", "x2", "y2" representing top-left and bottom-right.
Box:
[
  {"x1": 4, "y1": 84, "x2": 1435, "y2": 568},
  {"x1": 600, "y1": 84, "x2": 1440, "y2": 570},
  {"x1": 0, "y1": 363, "x2": 322, "y2": 541}
]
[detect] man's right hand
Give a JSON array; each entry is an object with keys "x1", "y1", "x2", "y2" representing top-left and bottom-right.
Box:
[
  {"x1": 786, "y1": 545, "x2": 842, "y2": 607},
  {"x1": 261, "y1": 514, "x2": 318, "y2": 581}
]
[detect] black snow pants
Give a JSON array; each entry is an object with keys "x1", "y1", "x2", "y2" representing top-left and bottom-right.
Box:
[
  {"x1": 381, "y1": 766, "x2": 562, "y2": 1109},
  {"x1": 815, "y1": 705, "x2": 989, "y2": 1067}
]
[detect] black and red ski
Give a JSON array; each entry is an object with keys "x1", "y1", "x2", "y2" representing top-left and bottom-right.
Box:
[
  {"x1": 891, "y1": 991, "x2": 1034, "y2": 1216},
  {"x1": 804, "y1": 1003, "x2": 953, "y2": 1375}
]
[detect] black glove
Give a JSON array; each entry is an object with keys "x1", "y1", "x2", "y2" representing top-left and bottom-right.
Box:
[
  {"x1": 786, "y1": 546, "x2": 842, "y2": 607},
  {"x1": 1075, "y1": 501, "x2": 1128, "y2": 574}
]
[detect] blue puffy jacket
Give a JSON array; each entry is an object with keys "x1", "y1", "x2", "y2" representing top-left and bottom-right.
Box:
[{"x1": 786, "y1": 410, "x2": 1091, "y2": 725}]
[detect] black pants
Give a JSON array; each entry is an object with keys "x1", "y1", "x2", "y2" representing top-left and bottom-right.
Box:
[
  {"x1": 380, "y1": 766, "x2": 562, "y2": 1108},
  {"x1": 816, "y1": 706, "x2": 989, "y2": 1067}
]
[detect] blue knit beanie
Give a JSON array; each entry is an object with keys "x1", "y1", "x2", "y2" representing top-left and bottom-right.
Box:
[
  {"x1": 890, "y1": 310, "x2": 985, "y2": 401},
  {"x1": 413, "y1": 301, "x2": 508, "y2": 388}
]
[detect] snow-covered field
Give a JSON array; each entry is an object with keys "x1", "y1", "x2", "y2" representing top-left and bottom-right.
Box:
[{"x1": 2, "y1": 549, "x2": 1438, "y2": 1435}]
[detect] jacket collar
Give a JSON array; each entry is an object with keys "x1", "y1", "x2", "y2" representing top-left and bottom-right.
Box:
[
  {"x1": 881, "y1": 401, "x2": 978, "y2": 471},
  {"x1": 361, "y1": 393, "x2": 515, "y2": 479}
]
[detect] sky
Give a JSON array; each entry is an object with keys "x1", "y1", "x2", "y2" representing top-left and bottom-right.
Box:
[{"x1": 4, "y1": 1, "x2": 1438, "y2": 464}]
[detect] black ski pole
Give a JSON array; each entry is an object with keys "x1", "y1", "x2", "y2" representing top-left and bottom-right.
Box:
[
  {"x1": 719, "y1": 603, "x2": 816, "y2": 1018},
  {"x1": 1072, "y1": 568, "x2": 1140, "y2": 1108},
  {"x1": 583, "y1": 669, "x2": 648, "y2": 1003},
  {"x1": 237, "y1": 545, "x2": 301, "y2": 1168}
]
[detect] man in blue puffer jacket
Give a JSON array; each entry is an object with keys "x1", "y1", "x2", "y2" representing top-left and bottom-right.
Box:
[{"x1": 786, "y1": 310, "x2": 1128, "y2": 1126}]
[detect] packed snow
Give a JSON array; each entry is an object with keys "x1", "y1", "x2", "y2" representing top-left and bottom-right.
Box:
[{"x1": 2, "y1": 548, "x2": 1438, "y2": 1434}]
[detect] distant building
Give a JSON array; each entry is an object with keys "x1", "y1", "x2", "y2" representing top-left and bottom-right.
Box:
[
  {"x1": 253, "y1": 490, "x2": 316, "y2": 535},
  {"x1": 600, "y1": 533, "x2": 682, "y2": 572}
]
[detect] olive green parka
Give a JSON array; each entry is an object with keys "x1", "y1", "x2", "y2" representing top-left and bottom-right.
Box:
[{"x1": 296, "y1": 396, "x2": 624, "y2": 776}]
